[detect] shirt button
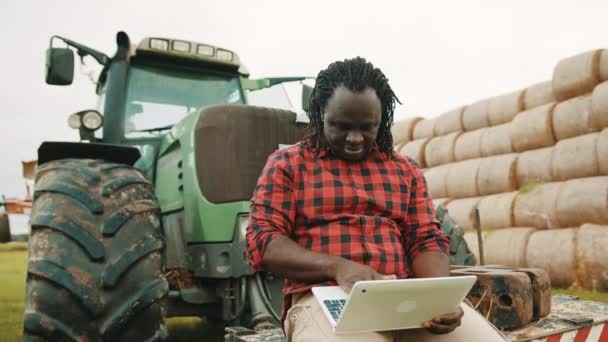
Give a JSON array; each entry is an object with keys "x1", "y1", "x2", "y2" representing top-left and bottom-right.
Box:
[{"x1": 361, "y1": 236, "x2": 367, "y2": 243}]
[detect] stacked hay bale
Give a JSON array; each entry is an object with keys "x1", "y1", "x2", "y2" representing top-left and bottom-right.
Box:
[{"x1": 392, "y1": 49, "x2": 608, "y2": 290}]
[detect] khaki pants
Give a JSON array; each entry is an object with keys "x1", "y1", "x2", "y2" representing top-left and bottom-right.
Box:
[{"x1": 284, "y1": 291, "x2": 507, "y2": 342}]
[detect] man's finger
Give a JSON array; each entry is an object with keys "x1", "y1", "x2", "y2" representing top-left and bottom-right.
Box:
[
  {"x1": 432, "y1": 310, "x2": 462, "y2": 324},
  {"x1": 424, "y1": 321, "x2": 460, "y2": 334}
]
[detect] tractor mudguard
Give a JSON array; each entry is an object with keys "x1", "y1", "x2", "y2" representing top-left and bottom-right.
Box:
[{"x1": 37, "y1": 141, "x2": 140, "y2": 166}]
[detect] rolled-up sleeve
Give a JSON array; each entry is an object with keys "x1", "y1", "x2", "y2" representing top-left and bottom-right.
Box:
[
  {"x1": 245, "y1": 150, "x2": 296, "y2": 271},
  {"x1": 402, "y1": 163, "x2": 450, "y2": 260}
]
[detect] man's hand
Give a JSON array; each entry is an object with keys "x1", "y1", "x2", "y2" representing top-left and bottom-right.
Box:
[
  {"x1": 333, "y1": 258, "x2": 396, "y2": 293},
  {"x1": 421, "y1": 306, "x2": 464, "y2": 334}
]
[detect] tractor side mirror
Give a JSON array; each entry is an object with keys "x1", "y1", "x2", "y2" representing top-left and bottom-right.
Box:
[
  {"x1": 302, "y1": 84, "x2": 313, "y2": 114},
  {"x1": 46, "y1": 48, "x2": 74, "y2": 85}
]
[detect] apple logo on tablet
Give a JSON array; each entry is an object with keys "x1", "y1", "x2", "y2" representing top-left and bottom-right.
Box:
[{"x1": 396, "y1": 300, "x2": 417, "y2": 313}]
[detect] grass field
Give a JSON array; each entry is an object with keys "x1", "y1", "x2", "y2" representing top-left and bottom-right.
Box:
[{"x1": 1, "y1": 245, "x2": 607, "y2": 341}]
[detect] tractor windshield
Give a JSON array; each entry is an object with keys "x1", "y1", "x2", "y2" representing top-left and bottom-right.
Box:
[{"x1": 124, "y1": 64, "x2": 244, "y2": 138}]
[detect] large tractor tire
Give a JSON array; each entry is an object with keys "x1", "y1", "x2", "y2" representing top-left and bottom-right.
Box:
[
  {"x1": 0, "y1": 213, "x2": 10, "y2": 243},
  {"x1": 23, "y1": 159, "x2": 168, "y2": 342}
]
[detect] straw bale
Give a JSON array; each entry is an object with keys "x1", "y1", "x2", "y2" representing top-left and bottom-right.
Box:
[
  {"x1": 526, "y1": 229, "x2": 577, "y2": 287},
  {"x1": 553, "y1": 94, "x2": 595, "y2": 141},
  {"x1": 398, "y1": 138, "x2": 430, "y2": 168},
  {"x1": 488, "y1": 90, "x2": 525, "y2": 126},
  {"x1": 454, "y1": 129, "x2": 484, "y2": 161},
  {"x1": 445, "y1": 197, "x2": 481, "y2": 230},
  {"x1": 412, "y1": 118, "x2": 438, "y2": 140},
  {"x1": 477, "y1": 154, "x2": 518, "y2": 196},
  {"x1": 446, "y1": 159, "x2": 481, "y2": 198},
  {"x1": 432, "y1": 197, "x2": 452, "y2": 208},
  {"x1": 480, "y1": 124, "x2": 513, "y2": 157},
  {"x1": 599, "y1": 129, "x2": 608, "y2": 175},
  {"x1": 423, "y1": 164, "x2": 450, "y2": 199},
  {"x1": 510, "y1": 103, "x2": 556, "y2": 152},
  {"x1": 576, "y1": 224, "x2": 608, "y2": 291},
  {"x1": 591, "y1": 81, "x2": 608, "y2": 130},
  {"x1": 555, "y1": 176, "x2": 608, "y2": 227},
  {"x1": 392, "y1": 117, "x2": 423, "y2": 145},
  {"x1": 602, "y1": 50, "x2": 608, "y2": 81},
  {"x1": 463, "y1": 99, "x2": 490, "y2": 131},
  {"x1": 434, "y1": 107, "x2": 465, "y2": 136},
  {"x1": 524, "y1": 81, "x2": 556, "y2": 110},
  {"x1": 463, "y1": 231, "x2": 489, "y2": 265},
  {"x1": 516, "y1": 147, "x2": 554, "y2": 187},
  {"x1": 553, "y1": 49, "x2": 602, "y2": 101},
  {"x1": 513, "y1": 182, "x2": 562, "y2": 229},
  {"x1": 485, "y1": 228, "x2": 536, "y2": 267},
  {"x1": 476, "y1": 191, "x2": 517, "y2": 229},
  {"x1": 551, "y1": 133, "x2": 600, "y2": 181},
  {"x1": 424, "y1": 132, "x2": 461, "y2": 167}
]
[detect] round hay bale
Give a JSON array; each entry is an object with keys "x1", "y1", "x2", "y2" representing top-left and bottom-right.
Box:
[
  {"x1": 477, "y1": 153, "x2": 518, "y2": 196},
  {"x1": 576, "y1": 223, "x2": 608, "y2": 291},
  {"x1": 591, "y1": 81, "x2": 608, "y2": 131},
  {"x1": 599, "y1": 129, "x2": 608, "y2": 175},
  {"x1": 552, "y1": 94, "x2": 595, "y2": 141},
  {"x1": 526, "y1": 228, "x2": 577, "y2": 287},
  {"x1": 555, "y1": 176, "x2": 608, "y2": 227},
  {"x1": 463, "y1": 230, "x2": 489, "y2": 265},
  {"x1": 476, "y1": 191, "x2": 517, "y2": 229},
  {"x1": 432, "y1": 197, "x2": 452, "y2": 208},
  {"x1": 445, "y1": 197, "x2": 481, "y2": 230},
  {"x1": 601, "y1": 50, "x2": 608, "y2": 81},
  {"x1": 399, "y1": 138, "x2": 430, "y2": 168},
  {"x1": 423, "y1": 164, "x2": 450, "y2": 198},
  {"x1": 412, "y1": 118, "x2": 437, "y2": 140},
  {"x1": 446, "y1": 159, "x2": 481, "y2": 198},
  {"x1": 551, "y1": 133, "x2": 600, "y2": 181},
  {"x1": 524, "y1": 80, "x2": 556, "y2": 110},
  {"x1": 509, "y1": 103, "x2": 557, "y2": 152},
  {"x1": 485, "y1": 228, "x2": 536, "y2": 267},
  {"x1": 513, "y1": 182, "x2": 562, "y2": 229},
  {"x1": 516, "y1": 147, "x2": 554, "y2": 187},
  {"x1": 424, "y1": 132, "x2": 461, "y2": 167},
  {"x1": 463, "y1": 99, "x2": 490, "y2": 131},
  {"x1": 480, "y1": 123, "x2": 513, "y2": 157},
  {"x1": 435, "y1": 107, "x2": 465, "y2": 136},
  {"x1": 553, "y1": 49, "x2": 602, "y2": 101},
  {"x1": 454, "y1": 129, "x2": 484, "y2": 161},
  {"x1": 488, "y1": 90, "x2": 525, "y2": 126},
  {"x1": 392, "y1": 117, "x2": 423, "y2": 145}
]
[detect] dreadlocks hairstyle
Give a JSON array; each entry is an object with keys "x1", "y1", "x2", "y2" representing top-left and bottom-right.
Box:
[{"x1": 305, "y1": 56, "x2": 400, "y2": 156}]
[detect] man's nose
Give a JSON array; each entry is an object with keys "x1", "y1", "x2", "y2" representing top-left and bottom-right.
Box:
[{"x1": 346, "y1": 130, "x2": 364, "y2": 145}]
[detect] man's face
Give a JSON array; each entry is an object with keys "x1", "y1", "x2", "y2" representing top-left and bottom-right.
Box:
[{"x1": 323, "y1": 86, "x2": 382, "y2": 161}]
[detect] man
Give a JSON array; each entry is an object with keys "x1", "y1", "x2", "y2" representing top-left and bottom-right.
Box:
[{"x1": 246, "y1": 57, "x2": 506, "y2": 341}]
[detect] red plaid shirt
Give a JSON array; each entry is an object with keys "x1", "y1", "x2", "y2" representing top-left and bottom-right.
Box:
[{"x1": 245, "y1": 142, "x2": 449, "y2": 317}]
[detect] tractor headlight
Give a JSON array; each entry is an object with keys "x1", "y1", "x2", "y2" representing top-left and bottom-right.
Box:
[
  {"x1": 238, "y1": 215, "x2": 249, "y2": 243},
  {"x1": 82, "y1": 111, "x2": 104, "y2": 130},
  {"x1": 216, "y1": 49, "x2": 233, "y2": 62},
  {"x1": 68, "y1": 113, "x2": 82, "y2": 129},
  {"x1": 150, "y1": 38, "x2": 169, "y2": 50}
]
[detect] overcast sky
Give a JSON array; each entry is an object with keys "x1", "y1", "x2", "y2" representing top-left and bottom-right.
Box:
[{"x1": 1, "y1": 0, "x2": 606, "y2": 198}]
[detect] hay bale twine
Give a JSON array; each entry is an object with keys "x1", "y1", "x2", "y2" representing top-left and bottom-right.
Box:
[
  {"x1": 463, "y1": 230, "x2": 489, "y2": 265},
  {"x1": 445, "y1": 197, "x2": 481, "y2": 230},
  {"x1": 477, "y1": 153, "x2": 518, "y2": 196},
  {"x1": 392, "y1": 117, "x2": 423, "y2": 145},
  {"x1": 446, "y1": 159, "x2": 481, "y2": 198},
  {"x1": 576, "y1": 224, "x2": 608, "y2": 291},
  {"x1": 435, "y1": 107, "x2": 465, "y2": 136},
  {"x1": 510, "y1": 102, "x2": 557, "y2": 152},
  {"x1": 516, "y1": 147, "x2": 554, "y2": 187},
  {"x1": 476, "y1": 191, "x2": 517, "y2": 229},
  {"x1": 399, "y1": 138, "x2": 430, "y2": 168},
  {"x1": 591, "y1": 81, "x2": 608, "y2": 131},
  {"x1": 424, "y1": 132, "x2": 461, "y2": 167},
  {"x1": 524, "y1": 80, "x2": 556, "y2": 110},
  {"x1": 526, "y1": 228, "x2": 577, "y2": 287},
  {"x1": 433, "y1": 197, "x2": 452, "y2": 208},
  {"x1": 552, "y1": 94, "x2": 595, "y2": 141},
  {"x1": 601, "y1": 50, "x2": 608, "y2": 81},
  {"x1": 485, "y1": 228, "x2": 536, "y2": 267},
  {"x1": 551, "y1": 133, "x2": 600, "y2": 181},
  {"x1": 423, "y1": 164, "x2": 450, "y2": 198},
  {"x1": 488, "y1": 90, "x2": 525, "y2": 126},
  {"x1": 412, "y1": 118, "x2": 437, "y2": 140},
  {"x1": 480, "y1": 123, "x2": 513, "y2": 157},
  {"x1": 599, "y1": 129, "x2": 608, "y2": 175},
  {"x1": 454, "y1": 129, "x2": 484, "y2": 161},
  {"x1": 553, "y1": 49, "x2": 602, "y2": 101},
  {"x1": 513, "y1": 182, "x2": 562, "y2": 229},
  {"x1": 463, "y1": 99, "x2": 490, "y2": 131},
  {"x1": 555, "y1": 176, "x2": 608, "y2": 227}
]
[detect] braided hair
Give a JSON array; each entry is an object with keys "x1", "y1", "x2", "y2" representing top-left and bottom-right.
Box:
[{"x1": 305, "y1": 57, "x2": 400, "y2": 155}]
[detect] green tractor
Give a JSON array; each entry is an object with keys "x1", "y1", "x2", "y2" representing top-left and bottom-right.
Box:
[{"x1": 24, "y1": 31, "x2": 474, "y2": 341}]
